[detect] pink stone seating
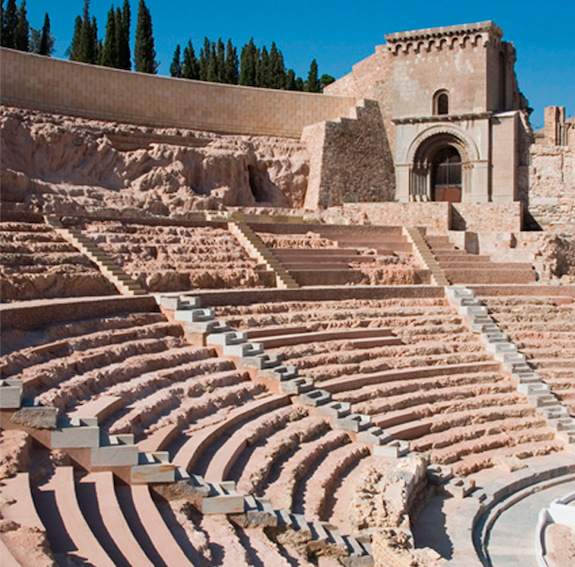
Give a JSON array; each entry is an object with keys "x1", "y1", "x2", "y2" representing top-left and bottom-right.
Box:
[
  {"x1": 0, "y1": 221, "x2": 116, "y2": 302},
  {"x1": 69, "y1": 395, "x2": 124, "y2": 424},
  {"x1": 129, "y1": 484, "x2": 196, "y2": 567},
  {"x1": 173, "y1": 394, "x2": 290, "y2": 473},
  {"x1": 251, "y1": 326, "x2": 400, "y2": 350},
  {"x1": 81, "y1": 220, "x2": 270, "y2": 292},
  {"x1": 1, "y1": 472, "x2": 44, "y2": 531},
  {"x1": 424, "y1": 235, "x2": 536, "y2": 285},
  {"x1": 34, "y1": 466, "x2": 116, "y2": 566},
  {"x1": 0, "y1": 540, "x2": 20, "y2": 567},
  {"x1": 321, "y1": 361, "x2": 501, "y2": 394},
  {"x1": 302, "y1": 443, "x2": 371, "y2": 522},
  {"x1": 77, "y1": 471, "x2": 155, "y2": 567},
  {"x1": 204, "y1": 406, "x2": 308, "y2": 484},
  {"x1": 138, "y1": 423, "x2": 180, "y2": 453}
]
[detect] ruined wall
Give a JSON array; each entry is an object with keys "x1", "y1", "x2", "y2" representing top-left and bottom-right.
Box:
[
  {"x1": 302, "y1": 100, "x2": 394, "y2": 209},
  {"x1": 0, "y1": 48, "x2": 356, "y2": 139},
  {"x1": 529, "y1": 107, "x2": 575, "y2": 230}
]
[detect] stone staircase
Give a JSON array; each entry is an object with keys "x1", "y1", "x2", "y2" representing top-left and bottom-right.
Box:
[
  {"x1": 425, "y1": 235, "x2": 536, "y2": 284},
  {"x1": 404, "y1": 226, "x2": 450, "y2": 286},
  {"x1": 45, "y1": 216, "x2": 146, "y2": 296},
  {"x1": 228, "y1": 220, "x2": 299, "y2": 288},
  {"x1": 446, "y1": 285, "x2": 575, "y2": 446}
]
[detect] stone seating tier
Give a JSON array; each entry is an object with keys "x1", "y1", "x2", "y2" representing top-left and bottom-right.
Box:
[{"x1": 0, "y1": 221, "x2": 117, "y2": 302}]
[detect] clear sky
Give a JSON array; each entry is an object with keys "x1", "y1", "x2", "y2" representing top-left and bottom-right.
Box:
[{"x1": 21, "y1": 0, "x2": 575, "y2": 129}]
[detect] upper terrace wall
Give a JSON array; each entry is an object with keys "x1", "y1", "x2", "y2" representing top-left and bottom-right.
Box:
[{"x1": 0, "y1": 48, "x2": 356, "y2": 139}]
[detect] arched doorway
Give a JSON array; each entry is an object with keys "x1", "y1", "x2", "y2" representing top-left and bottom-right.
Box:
[
  {"x1": 431, "y1": 146, "x2": 462, "y2": 202},
  {"x1": 408, "y1": 130, "x2": 472, "y2": 202}
]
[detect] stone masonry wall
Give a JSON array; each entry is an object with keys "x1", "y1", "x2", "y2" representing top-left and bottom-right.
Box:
[
  {"x1": 302, "y1": 100, "x2": 394, "y2": 209},
  {"x1": 0, "y1": 48, "x2": 356, "y2": 139},
  {"x1": 529, "y1": 144, "x2": 575, "y2": 231}
]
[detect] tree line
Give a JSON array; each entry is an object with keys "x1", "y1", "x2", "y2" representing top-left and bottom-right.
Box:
[
  {"x1": 68, "y1": 0, "x2": 156, "y2": 73},
  {"x1": 1, "y1": 0, "x2": 336, "y2": 92},
  {"x1": 1, "y1": 0, "x2": 54, "y2": 55},
  {"x1": 170, "y1": 37, "x2": 334, "y2": 93}
]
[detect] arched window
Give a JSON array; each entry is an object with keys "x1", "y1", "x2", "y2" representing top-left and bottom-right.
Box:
[{"x1": 434, "y1": 90, "x2": 449, "y2": 115}]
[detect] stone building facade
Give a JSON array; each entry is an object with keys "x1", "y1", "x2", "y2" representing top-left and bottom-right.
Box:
[{"x1": 325, "y1": 21, "x2": 533, "y2": 206}]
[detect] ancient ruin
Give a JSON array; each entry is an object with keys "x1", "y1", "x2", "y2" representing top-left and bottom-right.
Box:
[{"x1": 1, "y1": 20, "x2": 574, "y2": 567}]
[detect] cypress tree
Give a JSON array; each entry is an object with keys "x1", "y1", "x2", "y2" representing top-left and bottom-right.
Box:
[
  {"x1": 2, "y1": 0, "x2": 17, "y2": 48},
  {"x1": 134, "y1": 0, "x2": 157, "y2": 73},
  {"x1": 69, "y1": 1, "x2": 99, "y2": 64},
  {"x1": 14, "y1": 0, "x2": 29, "y2": 51},
  {"x1": 182, "y1": 40, "x2": 199, "y2": 79},
  {"x1": 207, "y1": 41, "x2": 218, "y2": 82},
  {"x1": 224, "y1": 39, "x2": 238, "y2": 84},
  {"x1": 198, "y1": 37, "x2": 210, "y2": 81},
  {"x1": 305, "y1": 58, "x2": 320, "y2": 93},
  {"x1": 38, "y1": 12, "x2": 53, "y2": 55},
  {"x1": 170, "y1": 44, "x2": 182, "y2": 77},
  {"x1": 285, "y1": 69, "x2": 297, "y2": 91},
  {"x1": 68, "y1": 15, "x2": 82, "y2": 60},
  {"x1": 215, "y1": 38, "x2": 225, "y2": 82},
  {"x1": 118, "y1": 0, "x2": 131, "y2": 69},
  {"x1": 239, "y1": 38, "x2": 257, "y2": 86},
  {"x1": 85, "y1": 15, "x2": 99, "y2": 64},
  {"x1": 295, "y1": 76, "x2": 304, "y2": 91},
  {"x1": 269, "y1": 42, "x2": 285, "y2": 89},
  {"x1": 257, "y1": 45, "x2": 270, "y2": 88},
  {"x1": 101, "y1": 7, "x2": 117, "y2": 67}
]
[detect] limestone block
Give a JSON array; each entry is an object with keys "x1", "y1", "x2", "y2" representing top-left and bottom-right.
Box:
[
  {"x1": 223, "y1": 341, "x2": 264, "y2": 358},
  {"x1": 11, "y1": 406, "x2": 58, "y2": 429},
  {"x1": 51, "y1": 423, "x2": 100, "y2": 448},
  {"x1": 0, "y1": 380, "x2": 23, "y2": 409}
]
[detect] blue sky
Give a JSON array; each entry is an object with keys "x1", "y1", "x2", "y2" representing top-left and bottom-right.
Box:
[{"x1": 22, "y1": 0, "x2": 575, "y2": 129}]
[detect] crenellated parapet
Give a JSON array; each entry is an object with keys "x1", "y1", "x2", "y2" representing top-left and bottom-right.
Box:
[{"x1": 385, "y1": 20, "x2": 503, "y2": 55}]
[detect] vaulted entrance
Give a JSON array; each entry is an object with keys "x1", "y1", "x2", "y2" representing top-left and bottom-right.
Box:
[{"x1": 408, "y1": 130, "x2": 472, "y2": 202}]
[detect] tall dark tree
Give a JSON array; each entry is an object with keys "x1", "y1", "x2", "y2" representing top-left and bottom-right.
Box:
[
  {"x1": 38, "y1": 12, "x2": 53, "y2": 55},
  {"x1": 14, "y1": 0, "x2": 28, "y2": 51},
  {"x1": 101, "y1": 7, "x2": 118, "y2": 67},
  {"x1": 117, "y1": 0, "x2": 130, "y2": 69},
  {"x1": 224, "y1": 39, "x2": 238, "y2": 84},
  {"x1": 269, "y1": 42, "x2": 285, "y2": 89},
  {"x1": 285, "y1": 69, "x2": 297, "y2": 91},
  {"x1": 182, "y1": 40, "x2": 199, "y2": 79},
  {"x1": 2, "y1": 0, "x2": 17, "y2": 48},
  {"x1": 215, "y1": 38, "x2": 225, "y2": 82},
  {"x1": 68, "y1": 15, "x2": 83, "y2": 60},
  {"x1": 198, "y1": 36, "x2": 210, "y2": 81},
  {"x1": 239, "y1": 37, "x2": 257, "y2": 86},
  {"x1": 69, "y1": 1, "x2": 99, "y2": 64},
  {"x1": 170, "y1": 43, "x2": 182, "y2": 77},
  {"x1": 305, "y1": 58, "x2": 320, "y2": 93},
  {"x1": 257, "y1": 45, "x2": 270, "y2": 88},
  {"x1": 134, "y1": 0, "x2": 157, "y2": 73},
  {"x1": 206, "y1": 41, "x2": 218, "y2": 82},
  {"x1": 294, "y1": 76, "x2": 304, "y2": 91}
]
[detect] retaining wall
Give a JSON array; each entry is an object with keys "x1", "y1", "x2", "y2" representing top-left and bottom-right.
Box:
[{"x1": 0, "y1": 48, "x2": 356, "y2": 138}]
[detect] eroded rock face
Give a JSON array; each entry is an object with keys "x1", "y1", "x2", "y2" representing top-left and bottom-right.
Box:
[{"x1": 0, "y1": 105, "x2": 310, "y2": 216}]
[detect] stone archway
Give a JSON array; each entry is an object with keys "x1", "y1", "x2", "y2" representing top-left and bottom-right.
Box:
[{"x1": 407, "y1": 129, "x2": 476, "y2": 202}]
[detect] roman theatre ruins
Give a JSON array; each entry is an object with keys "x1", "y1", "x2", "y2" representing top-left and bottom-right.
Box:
[{"x1": 1, "y1": 20, "x2": 575, "y2": 567}]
